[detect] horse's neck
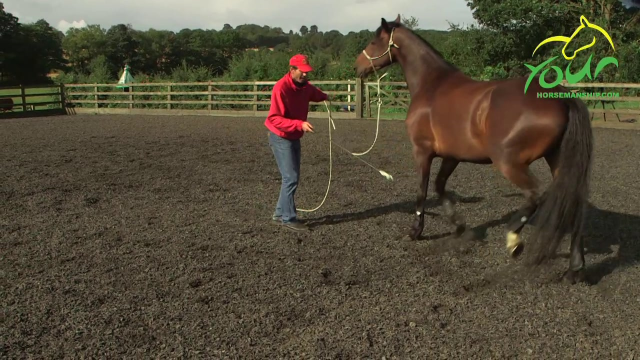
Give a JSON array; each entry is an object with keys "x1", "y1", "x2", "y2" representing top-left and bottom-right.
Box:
[{"x1": 395, "y1": 31, "x2": 458, "y2": 95}]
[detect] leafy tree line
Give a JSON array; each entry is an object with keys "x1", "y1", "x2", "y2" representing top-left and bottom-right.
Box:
[
  {"x1": 0, "y1": 2, "x2": 65, "y2": 85},
  {"x1": 1, "y1": 0, "x2": 639, "y2": 87}
]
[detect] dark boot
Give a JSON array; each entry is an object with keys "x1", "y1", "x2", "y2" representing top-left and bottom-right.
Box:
[{"x1": 282, "y1": 220, "x2": 309, "y2": 231}]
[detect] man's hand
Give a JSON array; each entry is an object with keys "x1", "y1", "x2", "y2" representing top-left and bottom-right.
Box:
[{"x1": 301, "y1": 122, "x2": 314, "y2": 132}]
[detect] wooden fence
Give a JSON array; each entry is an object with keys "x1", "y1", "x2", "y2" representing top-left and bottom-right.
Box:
[
  {"x1": 0, "y1": 84, "x2": 65, "y2": 116},
  {"x1": 3, "y1": 80, "x2": 639, "y2": 120},
  {"x1": 63, "y1": 80, "x2": 361, "y2": 119},
  {"x1": 63, "y1": 79, "x2": 640, "y2": 120},
  {"x1": 557, "y1": 81, "x2": 640, "y2": 121}
]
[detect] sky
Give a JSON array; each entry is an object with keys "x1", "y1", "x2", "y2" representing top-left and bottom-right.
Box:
[{"x1": 3, "y1": 0, "x2": 478, "y2": 34}]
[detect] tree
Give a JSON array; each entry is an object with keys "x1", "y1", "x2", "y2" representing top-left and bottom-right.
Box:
[
  {"x1": 0, "y1": 2, "x2": 22, "y2": 83},
  {"x1": 401, "y1": 15, "x2": 419, "y2": 30},
  {"x1": 21, "y1": 20, "x2": 67, "y2": 73},
  {"x1": 4, "y1": 0, "x2": 636, "y2": 87},
  {"x1": 104, "y1": 24, "x2": 141, "y2": 76},
  {"x1": 464, "y1": 0, "x2": 640, "y2": 78},
  {"x1": 0, "y1": 8, "x2": 66, "y2": 84},
  {"x1": 62, "y1": 25, "x2": 108, "y2": 73}
]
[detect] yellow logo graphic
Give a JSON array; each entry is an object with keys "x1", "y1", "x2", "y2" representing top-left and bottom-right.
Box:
[
  {"x1": 523, "y1": 15, "x2": 620, "y2": 94},
  {"x1": 532, "y1": 15, "x2": 616, "y2": 60}
]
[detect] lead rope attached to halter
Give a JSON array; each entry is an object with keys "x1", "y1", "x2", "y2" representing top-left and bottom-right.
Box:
[
  {"x1": 298, "y1": 99, "x2": 393, "y2": 213},
  {"x1": 298, "y1": 30, "x2": 398, "y2": 212},
  {"x1": 346, "y1": 27, "x2": 398, "y2": 158},
  {"x1": 338, "y1": 72, "x2": 387, "y2": 158}
]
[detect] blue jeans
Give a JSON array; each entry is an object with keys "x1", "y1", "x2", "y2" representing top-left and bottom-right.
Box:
[{"x1": 268, "y1": 131, "x2": 301, "y2": 223}]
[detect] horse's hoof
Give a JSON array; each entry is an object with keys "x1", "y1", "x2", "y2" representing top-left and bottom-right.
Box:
[
  {"x1": 509, "y1": 243, "x2": 524, "y2": 258},
  {"x1": 454, "y1": 224, "x2": 467, "y2": 237},
  {"x1": 459, "y1": 228, "x2": 476, "y2": 242},
  {"x1": 506, "y1": 232, "x2": 524, "y2": 258},
  {"x1": 562, "y1": 269, "x2": 586, "y2": 284},
  {"x1": 408, "y1": 227, "x2": 422, "y2": 241}
]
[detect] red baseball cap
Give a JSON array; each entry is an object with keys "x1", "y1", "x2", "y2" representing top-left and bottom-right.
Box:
[{"x1": 289, "y1": 54, "x2": 313, "y2": 72}]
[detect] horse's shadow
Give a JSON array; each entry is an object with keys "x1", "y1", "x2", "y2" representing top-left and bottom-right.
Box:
[
  {"x1": 579, "y1": 204, "x2": 640, "y2": 283},
  {"x1": 305, "y1": 191, "x2": 510, "y2": 241},
  {"x1": 306, "y1": 193, "x2": 640, "y2": 284},
  {"x1": 306, "y1": 191, "x2": 483, "y2": 236}
]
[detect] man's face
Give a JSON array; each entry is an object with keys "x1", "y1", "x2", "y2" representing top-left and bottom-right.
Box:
[{"x1": 290, "y1": 67, "x2": 308, "y2": 85}]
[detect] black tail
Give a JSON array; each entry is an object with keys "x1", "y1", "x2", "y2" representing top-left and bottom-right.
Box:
[{"x1": 528, "y1": 97, "x2": 594, "y2": 265}]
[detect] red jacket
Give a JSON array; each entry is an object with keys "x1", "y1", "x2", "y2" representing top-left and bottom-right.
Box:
[{"x1": 264, "y1": 73, "x2": 328, "y2": 140}]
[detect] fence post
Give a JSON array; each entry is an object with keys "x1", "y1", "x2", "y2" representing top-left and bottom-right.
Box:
[
  {"x1": 129, "y1": 86, "x2": 133, "y2": 109},
  {"x1": 94, "y1": 84, "x2": 98, "y2": 108},
  {"x1": 167, "y1": 85, "x2": 171, "y2": 110},
  {"x1": 355, "y1": 78, "x2": 363, "y2": 118},
  {"x1": 59, "y1": 84, "x2": 66, "y2": 110},
  {"x1": 365, "y1": 83, "x2": 371, "y2": 118},
  {"x1": 20, "y1": 85, "x2": 27, "y2": 112},
  {"x1": 208, "y1": 82, "x2": 212, "y2": 111},
  {"x1": 253, "y1": 83, "x2": 258, "y2": 113}
]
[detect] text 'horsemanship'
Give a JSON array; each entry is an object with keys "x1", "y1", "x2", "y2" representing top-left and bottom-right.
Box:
[{"x1": 538, "y1": 91, "x2": 620, "y2": 99}]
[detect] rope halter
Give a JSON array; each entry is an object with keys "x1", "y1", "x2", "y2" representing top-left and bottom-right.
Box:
[
  {"x1": 359, "y1": 27, "x2": 399, "y2": 117},
  {"x1": 362, "y1": 27, "x2": 400, "y2": 67}
]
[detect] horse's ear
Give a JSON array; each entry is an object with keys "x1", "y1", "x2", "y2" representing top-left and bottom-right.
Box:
[
  {"x1": 381, "y1": 17, "x2": 390, "y2": 32},
  {"x1": 395, "y1": 14, "x2": 401, "y2": 24}
]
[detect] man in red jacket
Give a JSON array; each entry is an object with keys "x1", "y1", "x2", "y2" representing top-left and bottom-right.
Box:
[{"x1": 265, "y1": 54, "x2": 329, "y2": 231}]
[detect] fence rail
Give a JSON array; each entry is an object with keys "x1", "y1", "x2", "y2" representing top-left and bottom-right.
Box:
[
  {"x1": 63, "y1": 80, "x2": 361, "y2": 119},
  {"x1": 0, "y1": 84, "x2": 65, "y2": 114},
  {"x1": 2, "y1": 80, "x2": 639, "y2": 120}
]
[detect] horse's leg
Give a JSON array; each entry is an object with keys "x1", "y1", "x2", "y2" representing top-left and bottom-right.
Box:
[
  {"x1": 434, "y1": 158, "x2": 467, "y2": 236},
  {"x1": 561, "y1": 221, "x2": 587, "y2": 283},
  {"x1": 497, "y1": 162, "x2": 541, "y2": 257},
  {"x1": 409, "y1": 149, "x2": 435, "y2": 240}
]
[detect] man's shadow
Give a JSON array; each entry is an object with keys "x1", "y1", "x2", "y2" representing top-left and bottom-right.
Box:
[{"x1": 306, "y1": 192, "x2": 640, "y2": 284}]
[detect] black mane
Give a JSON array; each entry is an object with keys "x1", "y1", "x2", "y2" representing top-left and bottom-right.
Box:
[{"x1": 376, "y1": 21, "x2": 457, "y2": 69}]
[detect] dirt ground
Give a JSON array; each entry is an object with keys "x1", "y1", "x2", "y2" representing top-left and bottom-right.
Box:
[{"x1": 1, "y1": 114, "x2": 639, "y2": 358}]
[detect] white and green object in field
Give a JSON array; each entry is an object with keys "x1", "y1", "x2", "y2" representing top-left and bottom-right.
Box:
[{"x1": 116, "y1": 64, "x2": 134, "y2": 91}]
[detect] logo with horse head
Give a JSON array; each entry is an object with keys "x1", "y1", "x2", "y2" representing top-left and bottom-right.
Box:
[{"x1": 524, "y1": 15, "x2": 619, "y2": 94}]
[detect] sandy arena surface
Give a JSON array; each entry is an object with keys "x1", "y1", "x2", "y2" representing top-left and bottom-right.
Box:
[{"x1": 1, "y1": 114, "x2": 639, "y2": 358}]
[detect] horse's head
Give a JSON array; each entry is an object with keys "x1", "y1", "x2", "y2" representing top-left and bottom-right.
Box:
[{"x1": 354, "y1": 14, "x2": 402, "y2": 78}]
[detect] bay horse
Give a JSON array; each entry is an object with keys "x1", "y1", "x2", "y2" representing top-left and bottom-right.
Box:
[{"x1": 354, "y1": 15, "x2": 594, "y2": 284}]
